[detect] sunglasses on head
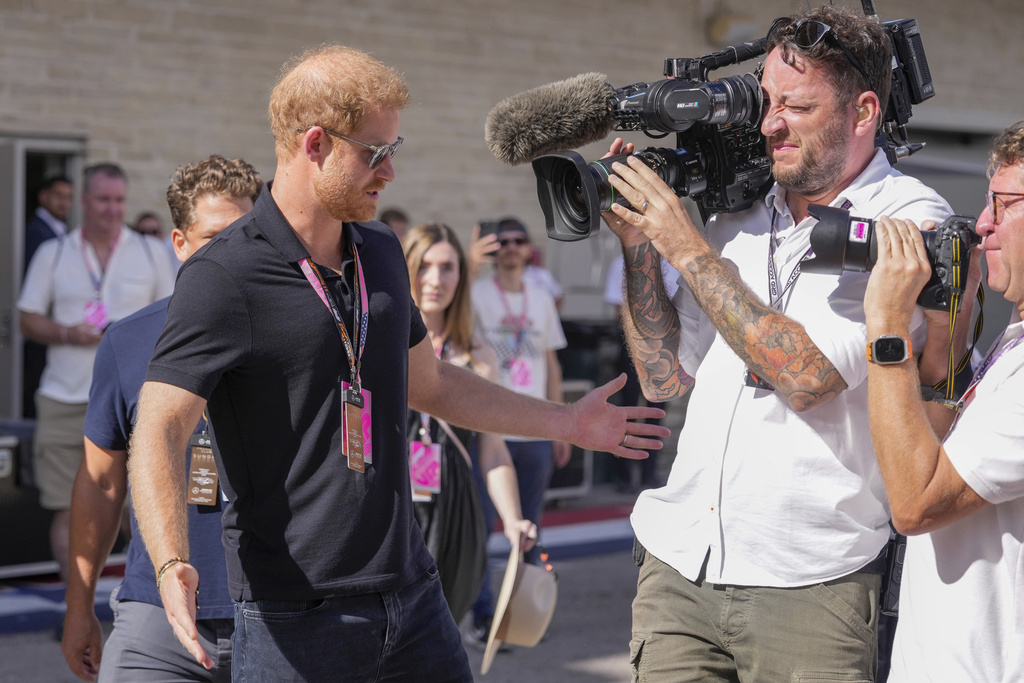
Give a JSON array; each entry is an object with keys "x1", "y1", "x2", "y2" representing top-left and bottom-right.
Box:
[
  {"x1": 767, "y1": 17, "x2": 875, "y2": 94},
  {"x1": 296, "y1": 126, "x2": 403, "y2": 169}
]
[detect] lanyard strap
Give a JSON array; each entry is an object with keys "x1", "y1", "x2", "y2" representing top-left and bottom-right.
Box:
[
  {"x1": 960, "y1": 329, "x2": 1024, "y2": 403},
  {"x1": 300, "y1": 243, "x2": 369, "y2": 387},
  {"x1": 766, "y1": 208, "x2": 813, "y2": 309},
  {"x1": 494, "y1": 277, "x2": 528, "y2": 355},
  {"x1": 80, "y1": 229, "x2": 121, "y2": 297}
]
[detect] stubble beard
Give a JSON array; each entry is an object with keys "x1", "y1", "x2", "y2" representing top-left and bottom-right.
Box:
[
  {"x1": 768, "y1": 113, "x2": 849, "y2": 199},
  {"x1": 313, "y1": 163, "x2": 378, "y2": 223}
]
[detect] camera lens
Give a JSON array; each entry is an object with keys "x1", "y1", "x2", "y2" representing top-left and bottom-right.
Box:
[{"x1": 554, "y1": 164, "x2": 590, "y2": 225}]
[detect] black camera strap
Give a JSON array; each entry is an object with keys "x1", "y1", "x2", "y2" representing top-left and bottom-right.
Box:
[{"x1": 928, "y1": 286, "x2": 985, "y2": 407}]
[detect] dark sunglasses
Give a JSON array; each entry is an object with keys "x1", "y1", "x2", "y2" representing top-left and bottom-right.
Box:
[
  {"x1": 498, "y1": 237, "x2": 529, "y2": 248},
  {"x1": 296, "y1": 126, "x2": 403, "y2": 169},
  {"x1": 767, "y1": 17, "x2": 875, "y2": 94}
]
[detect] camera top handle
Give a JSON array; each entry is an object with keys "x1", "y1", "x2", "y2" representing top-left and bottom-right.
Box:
[{"x1": 665, "y1": 38, "x2": 769, "y2": 82}]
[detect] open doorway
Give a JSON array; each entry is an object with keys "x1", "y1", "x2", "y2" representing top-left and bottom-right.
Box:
[{"x1": 0, "y1": 136, "x2": 84, "y2": 421}]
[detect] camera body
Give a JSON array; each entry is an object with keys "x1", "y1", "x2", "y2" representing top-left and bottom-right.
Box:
[
  {"x1": 803, "y1": 205, "x2": 980, "y2": 312},
  {"x1": 534, "y1": 49, "x2": 772, "y2": 242}
]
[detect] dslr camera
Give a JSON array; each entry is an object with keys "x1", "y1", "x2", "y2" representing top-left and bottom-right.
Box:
[
  {"x1": 803, "y1": 205, "x2": 980, "y2": 312},
  {"x1": 534, "y1": 43, "x2": 772, "y2": 242}
]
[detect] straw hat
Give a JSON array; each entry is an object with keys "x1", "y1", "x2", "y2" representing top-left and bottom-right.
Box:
[{"x1": 481, "y1": 543, "x2": 558, "y2": 675}]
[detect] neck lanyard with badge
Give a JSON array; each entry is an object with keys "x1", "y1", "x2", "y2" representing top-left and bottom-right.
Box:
[
  {"x1": 187, "y1": 410, "x2": 222, "y2": 506},
  {"x1": 81, "y1": 230, "x2": 120, "y2": 331},
  {"x1": 947, "y1": 328, "x2": 1024, "y2": 432},
  {"x1": 494, "y1": 276, "x2": 533, "y2": 390},
  {"x1": 300, "y1": 241, "x2": 372, "y2": 473},
  {"x1": 744, "y1": 205, "x2": 819, "y2": 390},
  {"x1": 410, "y1": 340, "x2": 447, "y2": 501}
]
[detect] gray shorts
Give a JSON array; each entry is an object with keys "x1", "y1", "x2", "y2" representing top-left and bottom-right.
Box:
[
  {"x1": 100, "y1": 595, "x2": 233, "y2": 683},
  {"x1": 630, "y1": 550, "x2": 879, "y2": 683}
]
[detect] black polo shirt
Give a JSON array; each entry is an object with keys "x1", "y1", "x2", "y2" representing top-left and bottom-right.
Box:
[{"x1": 147, "y1": 183, "x2": 431, "y2": 601}]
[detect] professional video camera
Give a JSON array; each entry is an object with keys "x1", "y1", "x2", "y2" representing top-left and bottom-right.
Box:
[
  {"x1": 532, "y1": 44, "x2": 772, "y2": 241},
  {"x1": 803, "y1": 205, "x2": 980, "y2": 312},
  {"x1": 519, "y1": 3, "x2": 935, "y2": 242}
]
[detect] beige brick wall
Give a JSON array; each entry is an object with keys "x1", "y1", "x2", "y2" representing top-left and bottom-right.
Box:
[{"x1": 0, "y1": 0, "x2": 1021, "y2": 245}]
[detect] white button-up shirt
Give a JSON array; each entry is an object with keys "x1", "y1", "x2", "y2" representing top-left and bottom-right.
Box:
[
  {"x1": 18, "y1": 226, "x2": 175, "y2": 403},
  {"x1": 632, "y1": 149, "x2": 953, "y2": 587}
]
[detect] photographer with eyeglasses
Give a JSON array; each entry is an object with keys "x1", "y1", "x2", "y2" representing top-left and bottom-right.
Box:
[
  {"x1": 598, "y1": 5, "x2": 958, "y2": 681},
  {"x1": 863, "y1": 121, "x2": 1024, "y2": 682}
]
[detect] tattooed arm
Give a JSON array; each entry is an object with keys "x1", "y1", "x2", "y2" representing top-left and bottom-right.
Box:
[
  {"x1": 620, "y1": 240, "x2": 694, "y2": 401},
  {"x1": 681, "y1": 249, "x2": 846, "y2": 411},
  {"x1": 605, "y1": 154, "x2": 847, "y2": 413}
]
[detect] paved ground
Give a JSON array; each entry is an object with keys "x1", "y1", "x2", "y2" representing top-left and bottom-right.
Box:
[
  {"x1": 0, "y1": 390, "x2": 687, "y2": 681},
  {"x1": 0, "y1": 550, "x2": 640, "y2": 682}
]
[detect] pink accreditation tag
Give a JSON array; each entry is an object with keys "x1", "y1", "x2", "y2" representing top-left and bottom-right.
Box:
[
  {"x1": 509, "y1": 357, "x2": 533, "y2": 390},
  {"x1": 341, "y1": 381, "x2": 372, "y2": 465},
  {"x1": 407, "y1": 440, "x2": 440, "y2": 493},
  {"x1": 410, "y1": 441, "x2": 441, "y2": 493},
  {"x1": 84, "y1": 300, "x2": 109, "y2": 330}
]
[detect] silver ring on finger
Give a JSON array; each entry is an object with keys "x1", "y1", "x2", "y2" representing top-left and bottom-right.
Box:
[{"x1": 639, "y1": 200, "x2": 650, "y2": 214}]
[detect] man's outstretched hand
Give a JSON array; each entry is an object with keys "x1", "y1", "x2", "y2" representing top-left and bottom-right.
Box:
[{"x1": 567, "y1": 373, "x2": 670, "y2": 459}]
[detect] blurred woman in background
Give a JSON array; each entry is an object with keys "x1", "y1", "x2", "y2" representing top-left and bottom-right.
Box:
[{"x1": 402, "y1": 223, "x2": 537, "y2": 625}]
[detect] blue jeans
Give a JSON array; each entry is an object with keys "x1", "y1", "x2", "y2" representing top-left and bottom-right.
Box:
[
  {"x1": 232, "y1": 566, "x2": 471, "y2": 682},
  {"x1": 472, "y1": 439, "x2": 554, "y2": 623}
]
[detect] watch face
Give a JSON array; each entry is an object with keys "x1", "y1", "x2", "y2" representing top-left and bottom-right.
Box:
[{"x1": 875, "y1": 337, "x2": 907, "y2": 363}]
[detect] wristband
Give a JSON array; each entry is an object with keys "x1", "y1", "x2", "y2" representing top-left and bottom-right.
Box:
[
  {"x1": 59, "y1": 326, "x2": 69, "y2": 345},
  {"x1": 155, "y1": 556, "x2": 190, "y2": 591}
]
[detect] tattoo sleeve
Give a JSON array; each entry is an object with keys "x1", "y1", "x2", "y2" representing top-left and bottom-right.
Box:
[
  {"x1": 683, "y1": 252, "x2": 847, "y2": 411},
  {"x1": 621, "y1": 242, "x2": 694, "y2": 401}
]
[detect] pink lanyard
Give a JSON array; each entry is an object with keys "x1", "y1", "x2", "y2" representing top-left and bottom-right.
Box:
[
  {"x1": 81, "y1": 229, "x2": 121, "y2": 299},
  {"x1": 494, "y1": 277, "x2": 528, "y2": 356},
  {"x1": 300, "y1": 243, "x2": 370, "y2": 390}
]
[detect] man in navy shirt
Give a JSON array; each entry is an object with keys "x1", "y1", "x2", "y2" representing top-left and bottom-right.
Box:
[
  {"x1": 61, "y1": 155, "x2": 262, "y2": 682},
  {"x1": 129, "y1": 46, "x2": 668, "y2": 682}
]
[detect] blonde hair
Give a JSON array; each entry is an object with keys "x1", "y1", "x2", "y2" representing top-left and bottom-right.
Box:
[
  {"x1": 990, "y1": 120, "x2": 1024, "y2": 177},
  {"x1": 402, "y1": 223, "x2": 476, "y2": 355},
  {"x1": 269, "y1": 44, "x2": 409, "y2": 158}
]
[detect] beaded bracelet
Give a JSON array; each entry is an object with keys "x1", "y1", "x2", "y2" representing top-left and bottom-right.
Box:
[{"x1": 155, "y1": 556, "x2": 190, "y2": 592}]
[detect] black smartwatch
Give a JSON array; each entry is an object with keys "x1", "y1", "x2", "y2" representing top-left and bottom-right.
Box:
[{"x1": 867, "y1": 335, "x2": 913, "y2": 365}]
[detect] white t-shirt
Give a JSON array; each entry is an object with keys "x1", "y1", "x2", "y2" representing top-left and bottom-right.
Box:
[
  {"x1": 18, "y1": 226, "x2": 175, "y2": 403},
  {"x1": 631, "y1": 149, "x2": 953, "y2": 587},
  {"x1": 471, "y1": 277, "x2": 567, "y2": 440},
  {"x1": 524, "y1": 265, "x2": 564, "y2": 304},
  {"x1": 889, "y1": 317, "x2": 1024, "y2": 683}
]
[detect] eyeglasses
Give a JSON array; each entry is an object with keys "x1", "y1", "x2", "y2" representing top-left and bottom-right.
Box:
[
  {"x1": 987, "y1": 189, "x2": 1024, "y2": 224},
  {"x1": 296, "y1": 126, "x2": 403, "y2": 169},
  {"x1": 767, "y1": 17, "x2": 875, "y2": 95},
  {"x1": 498, "y1": 237, "x2": 529, "y2": 248}
]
